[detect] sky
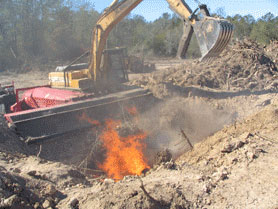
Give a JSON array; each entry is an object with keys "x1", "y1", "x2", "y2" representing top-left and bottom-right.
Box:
[{"x1": 91, "y1": 0, "x2": 278, "y2": 21}]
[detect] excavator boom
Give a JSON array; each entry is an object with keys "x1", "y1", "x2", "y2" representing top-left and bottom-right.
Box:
[
  {"x1": 89, "y1": 0, "x2": 234, "y2": 83},
  {"x1": 3, "y1": 0, "x2": 233, "y2": 140}
]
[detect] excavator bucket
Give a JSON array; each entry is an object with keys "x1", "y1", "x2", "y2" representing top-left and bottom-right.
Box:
[{"x1": 193, "y1": 18, "x2": 234, "y2": 60}]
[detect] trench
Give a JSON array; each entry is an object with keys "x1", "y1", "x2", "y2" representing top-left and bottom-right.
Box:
[{"x1": 26, "y1": 93, "x2": 237, "y2": 180}]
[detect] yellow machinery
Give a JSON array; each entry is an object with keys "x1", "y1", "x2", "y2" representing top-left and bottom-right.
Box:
[
  {"x1": 49, "y1": 69, "x2": 91, "y2": 89},
  {"x1": 49, "y1": 0, "x2": 233, "y2": 91},
  {"x1": 5, "y1": 0, "x2": 234, "y2": 140}
]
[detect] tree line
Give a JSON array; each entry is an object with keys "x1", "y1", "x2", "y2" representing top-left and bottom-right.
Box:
[{"x1": 0, "y1": 0, "x2": 277, "y2": 71}]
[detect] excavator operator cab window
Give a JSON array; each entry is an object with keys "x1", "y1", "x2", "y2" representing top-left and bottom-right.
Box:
[{"x1": 103, "y1": 48, "x2": 128, "y2": 85}]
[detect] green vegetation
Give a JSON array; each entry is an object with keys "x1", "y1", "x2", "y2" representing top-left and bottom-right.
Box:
[{"x1": 0, "y1": 0, "x2": 277, "y2": 71}]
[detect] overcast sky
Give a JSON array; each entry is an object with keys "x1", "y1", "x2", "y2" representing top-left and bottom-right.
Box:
[{"x1": 92, "y1": 0, "x2": 278, "y2": 21}]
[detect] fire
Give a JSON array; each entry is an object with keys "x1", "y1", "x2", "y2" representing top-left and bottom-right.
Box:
[
  {"x1": 126, "y1": 106, "x2": 138, "y2": 116},
  {"x1": 98, "y1": 119, "x2": 150, "y2": 180},
  {"x1": 79, "y1": 112, "x2": 100, "y2": 126},
  {"x1": 79, "y1": 108, "x2": 150, "y2": 181}
]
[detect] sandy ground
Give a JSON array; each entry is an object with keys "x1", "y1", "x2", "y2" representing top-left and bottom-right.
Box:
[{"x1": 0, "y1": 70, "x2": 49, "y2": 89}]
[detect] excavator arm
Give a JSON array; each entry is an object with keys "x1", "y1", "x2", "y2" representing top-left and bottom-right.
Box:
[
  {"x1": 88, "y1": 0, "x2": 233, "y2": 83},
  {"x1": 5, "y1": 1, "x2": 234, "y2": 141}
]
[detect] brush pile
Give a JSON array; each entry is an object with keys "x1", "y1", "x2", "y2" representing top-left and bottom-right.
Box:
[
  {"x1": 265, "y1": 40, "x2": 278, "y2": 64},
  {"x1": 130, "y1": 39, "x2": 278, "y2": 95}
]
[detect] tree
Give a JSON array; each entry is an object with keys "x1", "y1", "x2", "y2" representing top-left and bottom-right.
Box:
[
  {"x1": 227, "y1": 14, "x2": 255, "y2": 39},
  {"x1": 250, "y1": 13, "x2": 278, "y2": 44}
]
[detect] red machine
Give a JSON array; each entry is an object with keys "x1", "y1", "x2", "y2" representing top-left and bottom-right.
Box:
[
  {"x1": 11, "y1": 86, "x2": 86, "y2": 112},
  {"x1": 3, "y1": 85, "x2": 151, "y2": 140}
]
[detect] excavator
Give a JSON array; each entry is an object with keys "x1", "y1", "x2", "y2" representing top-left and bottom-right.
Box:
[{"x1": 2, "y1": 0, "x2": 233, "y2": 141}]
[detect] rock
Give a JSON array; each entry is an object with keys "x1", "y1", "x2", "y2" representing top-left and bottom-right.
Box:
[
  {"x1": 212, "y1": 169, "x2": 229, "y2": 182},
  {"x1": 12, "y1": 168, "x2": 21, "y2": 173},
  {"x1": 240, "y1": 132, "x2": 253, "y2": 140},
  {"x1": 269, "y1": 80, "x2": 278, "y2": 88},
  {"x1": 222, "y1": 139, "x2": 246, "y2": 153},
  {"x1": 68, "y1": 169, "x2": 86, "y2": 179},
  {"x1": 235, "y1": 141, "x2": 245, "y2": 149},
  {"x1": 204, "y1": 198, "x2": 211, "y2": 205},
  {"x1": 219, "y1": 171, "x2": 229, "y2": 180},
  {"x1": 123, "y1": 175, "x2": 137, "y2": 182},
  {"x1": 262, "y1": 99, "x2": 271, "y2": 106},
  {"x1": 45, "y1": 185, "x2": 57, "y2": 196},
  {"x1": 54, "y1": 197, "x2": 60, "y2": 204},
  {"x1": 42, "y1": 199, "x2": 52, "y2": 208},
  {"x1": 13, "y1": 183, "x2": 23, "y2": 194},
  {"x1": 27, "y1": 170, "x2": 37, "y2": 177},
  {"x1": 141, "y1": 168, "x2": 149, "y2": 176},
  {"x1": 163, "y1": 160, "x2": 177, "y2": 170},
  {"x1": 221, "y1": 143, "x2": 235, "y2": 153},
  {"x1": 3, "y1": 194, "x2": 19, "y2": 206},
  {"x1": 232, "y1": 158, "x2": 238, "y2": 164},
  {"x1": 69, "y1": 197, "x2": 79, "y2": 208},
  {"x1": 153, "y1": 149, "x2": 172, "y2": 165},
  {"x1": 34, "y1": 202, "x2": 40, "y2": 209},
  {"x1": 246, "y1": 150, "x2": 257, "y2": 161},
  {"x1": 254, "y1": 148, "x2": 267, "y2": 158},
  {"x1": 202, "y1": 183, "x2": 212, "y2": 193},
  {"x1": 247, "y1": 82, "x2": 257, "y2": 89},
  {"x1": 103, "y1": 178, "x2": 114, "y2": 185}
]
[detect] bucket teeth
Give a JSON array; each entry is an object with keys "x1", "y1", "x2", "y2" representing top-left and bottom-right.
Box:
[
  {"x1": 193, "y1": 18, "x2": 234, "y2": 61},
  {"x1": 208, "y1": 22, "x2": 229, "y2": 57},
  {"x1": 217, "y1": 22, "x2": 234, "y2": 56}
]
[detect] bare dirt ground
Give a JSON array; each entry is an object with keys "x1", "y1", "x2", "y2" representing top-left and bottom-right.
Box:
[
  {"x1": 0, "y1": 70, "x2": 49, "y2": 89},
  {"x1": 1, "y1": 39, "x2": 278, "y2": 208}
]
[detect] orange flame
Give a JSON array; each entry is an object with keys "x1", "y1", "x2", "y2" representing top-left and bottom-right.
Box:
[
  {"x1": 126, "y1": 106, "x2": 138, "y2": 116},
  {"x1": 79, "y1": 112, "x2": 100, "y2": 126},
  {"x1": 98, "y1": 119, "x2": 150, "y2": 180},
  {"x1": 79, "y1": 109, "x2": 149, "y2": 181}
]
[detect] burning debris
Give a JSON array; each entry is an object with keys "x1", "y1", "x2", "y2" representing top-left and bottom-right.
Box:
[
  {"x1": 153, "y1": 149, "x2": 172, "y2": 166},
  {"x1": 80, "y1": 107, "x2": 150, "y2": 181},
  {"x1": 98, "y1": 119, "x2": 150, "y2": 180},
  {"x1": 79, "y1": 112, "x2": 101, "y2": 126}
]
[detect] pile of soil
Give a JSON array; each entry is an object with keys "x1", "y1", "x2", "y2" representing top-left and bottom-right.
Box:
[
  {"x1": 0, "y1": 115, "x2": 91, "y2": 209},
  {"x1": 0, "y1": 115, "x2": 30, "y2": 155},
  {"x1": 130, "y1": 39, "x2": 278, "y2": 97},
  {"x1": 56, "y1": 102, "x2": 278, "y2": 209},
  {"x1": 177, "y1": 101, "x2": 278, "y2": 208},
  {"x1": 0, "y1": 153, "x2": 90, "y2": 209}
]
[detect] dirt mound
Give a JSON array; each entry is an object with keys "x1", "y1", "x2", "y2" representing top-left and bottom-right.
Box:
[
  {"x1": 0, "y1": 114, "x2": 30, "y2": 155},
  {"x1": 130, "y1": 39, "x2": 278, "y2": 97},
  {"x1": 177, "y1": 102, "x2": 278, "y2": 208},
  {"x1": 0, "y1": 166, "x2": 38, "y2": 209},
  {"x1": 0, "y1": 152, "x2": 91, "y2": 209},
  {"x1": 0, "y1": 115, "x2": 94, "y2": 208},
  {"x1": 54, "y1": 100, "x2": 278, "y2": 209}
]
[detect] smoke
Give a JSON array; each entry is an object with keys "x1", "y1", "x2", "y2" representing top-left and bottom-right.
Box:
[{"x1": 137, "y1": 97, "x2": 236, "y2": 161}]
